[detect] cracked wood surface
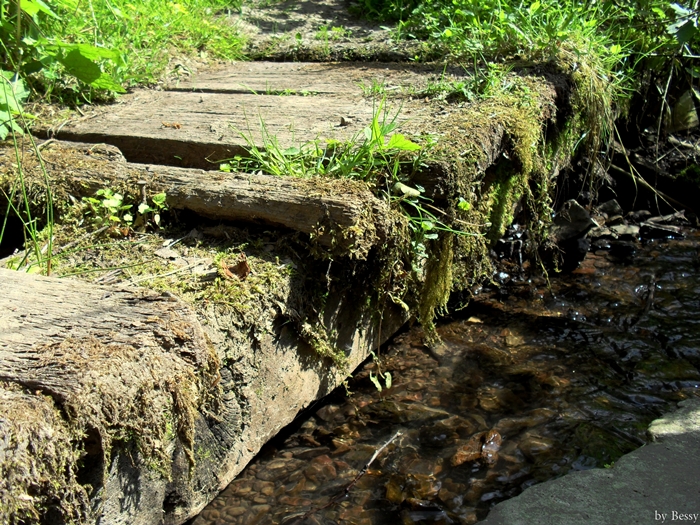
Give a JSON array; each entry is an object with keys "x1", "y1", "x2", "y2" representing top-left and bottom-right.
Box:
[
  {"x1": 33, "y1": 62, "x2": 463, "y2": 169},
  {"x1": 1, "y1": 140, "x2": 396, "y2": 258}
]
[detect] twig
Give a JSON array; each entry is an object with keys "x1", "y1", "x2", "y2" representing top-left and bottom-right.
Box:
[
  {"x1": 52, "y1": 225, "x2": 110, "y2": 255},
  {"x1": 130, "y1": 258, "x2": 209, "y2": 284},
  {"x1": 609, "y1": 164, "x2": 688, "y2": 212},
  {"x1": 284, "y1": 430, "x2": 403, "y2": 525}
]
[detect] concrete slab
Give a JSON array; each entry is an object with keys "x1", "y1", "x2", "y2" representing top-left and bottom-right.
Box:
[{"x1": 481, "y1": 397, "x2": 700, "y2": 525}]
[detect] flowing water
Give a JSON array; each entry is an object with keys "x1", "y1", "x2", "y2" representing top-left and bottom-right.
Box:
[{"x1": 190, "y1": 233, "x2": 700, "y2": 525}]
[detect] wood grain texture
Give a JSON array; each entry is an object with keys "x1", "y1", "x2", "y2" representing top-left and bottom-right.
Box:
[
  {"x1": 33, "y1": 62, "x2": 452, "y2": 169},
  {"x1": 165, "y1": 61, "x2": 462, "y2": 95},
  {"x1": 37, "y1": 90, "x2": 380, "y2": 168},
  {"x1": 0, "y1": 268, "x2": 220, "y2": 524},
  {"x1": 0, "y1": 268, "x2": 213, "y2": 395},
  {"x1": 1, "y1": 141, "x2": 395, "y2": 258}
]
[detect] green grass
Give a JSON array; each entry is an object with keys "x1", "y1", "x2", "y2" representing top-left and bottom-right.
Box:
[
  {"x1": 2, "y1": 0, "x2": 247, "y2": 101},
  {"x1": 61, "y1": 0, "x2": 246, "y2": 86}
]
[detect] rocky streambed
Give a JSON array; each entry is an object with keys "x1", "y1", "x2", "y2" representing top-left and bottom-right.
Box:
[{"x1": 190, "y1": 227, "x2": 700, "y2": 525}]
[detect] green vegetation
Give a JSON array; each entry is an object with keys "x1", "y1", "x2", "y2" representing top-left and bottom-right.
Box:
[
  {"x1": 354, "y1": 0, "x2": 700, "y2": 143},
  {"x1": 1, "y1": 0, "x2": 245, "y2": 104},
  {"x1": 2, "y1": 0, "x2": 699, "y2": 345}
]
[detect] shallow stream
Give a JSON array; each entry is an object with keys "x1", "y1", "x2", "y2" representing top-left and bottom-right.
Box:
[{"x1": 191, "y1": 233, "x2": 700, "y2": 525}]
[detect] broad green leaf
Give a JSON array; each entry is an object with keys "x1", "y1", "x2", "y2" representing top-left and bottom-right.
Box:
[
  {"x1": 387, "y1": 133, "x2": 421, "y2": 151},
  {"x1": 152, "y1": 192, "x2": 167, "y2": 207},
  {"x1": 283, "y1": 146, "x2": 301, "y2": 156},
  {"x1": 669, "y1": 3, "x2": 691, "y2": 17},
  {"x1": 529, "y1": 1, "x2": 541, "y2": 15},
  {"x1": 421, "y1": 220, "x2": 434, "y2": 231},
  {"x1": 58, "y1": 49, "x2": 125, "y2": 93},
  {"x1": 32, "y1": 0, "x2": 60, "y2": 18},
  {"x1": 138, "y1": 202, "x2": 151, "y2": 214},
  {"x1": 674, "y1": 20, "x2": 698, "y2": 45},
  {"x1": 102, "y1": 194, "x2": 123, "y2": 208},
  {"x1": 652, "y1": 7, "x2": 666, "y2": 19},
  {"x1": 57, "y1": 43, "x2": 121, "y2": 62},
  {"x1": 0, "y1": 74, "x2": 29, "y2": 135},
  {"x1": 457, "y1": 197, "x2": 471, "y2": 211},
  {"x1": 19, "y1": 0, "x2": 41, "y2": 17}
]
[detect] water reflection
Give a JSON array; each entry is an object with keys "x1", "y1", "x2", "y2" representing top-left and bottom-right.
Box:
[{"x1": 191, "y1": 234, "x2": 700, "y2": 525}]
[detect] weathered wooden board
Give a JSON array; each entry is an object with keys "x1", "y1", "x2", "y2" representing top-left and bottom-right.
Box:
[
  {"x1": 39, "y1": 91, "x2": 380, "y2": 168},
  {"x1": 0, "y1": 268, "x2": 219, "y2": 525},
  {"x1": 166, "y1": 61, "x2": 464, "y2": 95},
  {"x1": 34, "y1": 62, "x2": 452, "y2": 169},
  {"x1": 1, "y1": 141, "x2": 395, "y2": 258}
]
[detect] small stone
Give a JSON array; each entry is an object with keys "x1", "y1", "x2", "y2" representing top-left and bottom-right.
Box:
[
  {"x1": 627, "y1": 209, "x2": 652, "y2": 223},
  {"x1": 223, "y1": 506, "x2": 247, "y2": 518},
  {"x1": 315, "y1": 404, "x2": 340, "y2": 422},
  {"x1": 597, "y1": 199, "x2": 623, "y2": 217},
  {"x1": 610, "y1": 223, "x2": 640, "y2": 239},
  {"x1": 331, "y1": 439, "x2": 352, "y2": 455},
  {"x1": 518, "y1": 434, "x2": 556, "y2": 461},
  {"x1": 265, "y1": 459, "x2": 288, "y2": 470},
  {"x1": 504, "y1": 334, "x2": 525, "y2": 347},
  {"x1": 451, "y1": 432, "x2": 486, "y2": 466},
  {"x1": 438, "y1": 487, "x2": 464, "y2": 511},
  {"x1": 293, "y1": 447, "x2": 330, "y2": 460},
  {"x1": 606, "y1": 214, "x2": 625, "y2": 226},
  {"x1": 477, "y1": 385, "x2": 521, "y2": 412},
  {"x1": 550, "y1": 199, "x2": 598, "y2": 243},
  {"x1": 279, "y1": 496, "x2": 312, "y2": 506},
  {"x1": 260, "y1": 485, "x2": 274, "y2": 497},
  {"x1": 405, "y1": 473, "x2": 441, "y2": 499},
  {"x1": 481, "y1": 429, "x2": 502, "y2": 464},
  {"x1": 201, "y1": 509, "x2": 221, "y2": 520},
  {"x1": 640, "y1": 222, "x2": 683, "y2": 239}
]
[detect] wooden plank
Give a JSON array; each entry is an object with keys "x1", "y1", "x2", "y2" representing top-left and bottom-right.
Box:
[
  {"x1": 38, "y1": 90, "x2": 385, "y2": 169},
  {"x1": 34, "y1": 62, "x2": 463, "y2": 169},
  {"x1": 1, "y1": 141, "x2": 396, "y2": 258},
  {"x1": 166, "y1": 61, "x2": 463, "y2": 95}
]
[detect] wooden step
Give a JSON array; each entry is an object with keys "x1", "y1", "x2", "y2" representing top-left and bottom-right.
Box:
[{"x1": 35, "y1": 62, "x2": 464, "y2": 170}]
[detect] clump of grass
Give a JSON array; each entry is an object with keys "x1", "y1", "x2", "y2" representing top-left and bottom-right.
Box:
[
  {"x1": 46, "y1": 0, "x2": 247, "y2": 90},
  {"x1": 1, "y1": 0, "x2": 247, "y2": 104}
]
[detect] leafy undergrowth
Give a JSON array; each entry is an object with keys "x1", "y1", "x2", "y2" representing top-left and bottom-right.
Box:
[{"x1": 1, "y1": 0, "x2": 247, "y2": 105}]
